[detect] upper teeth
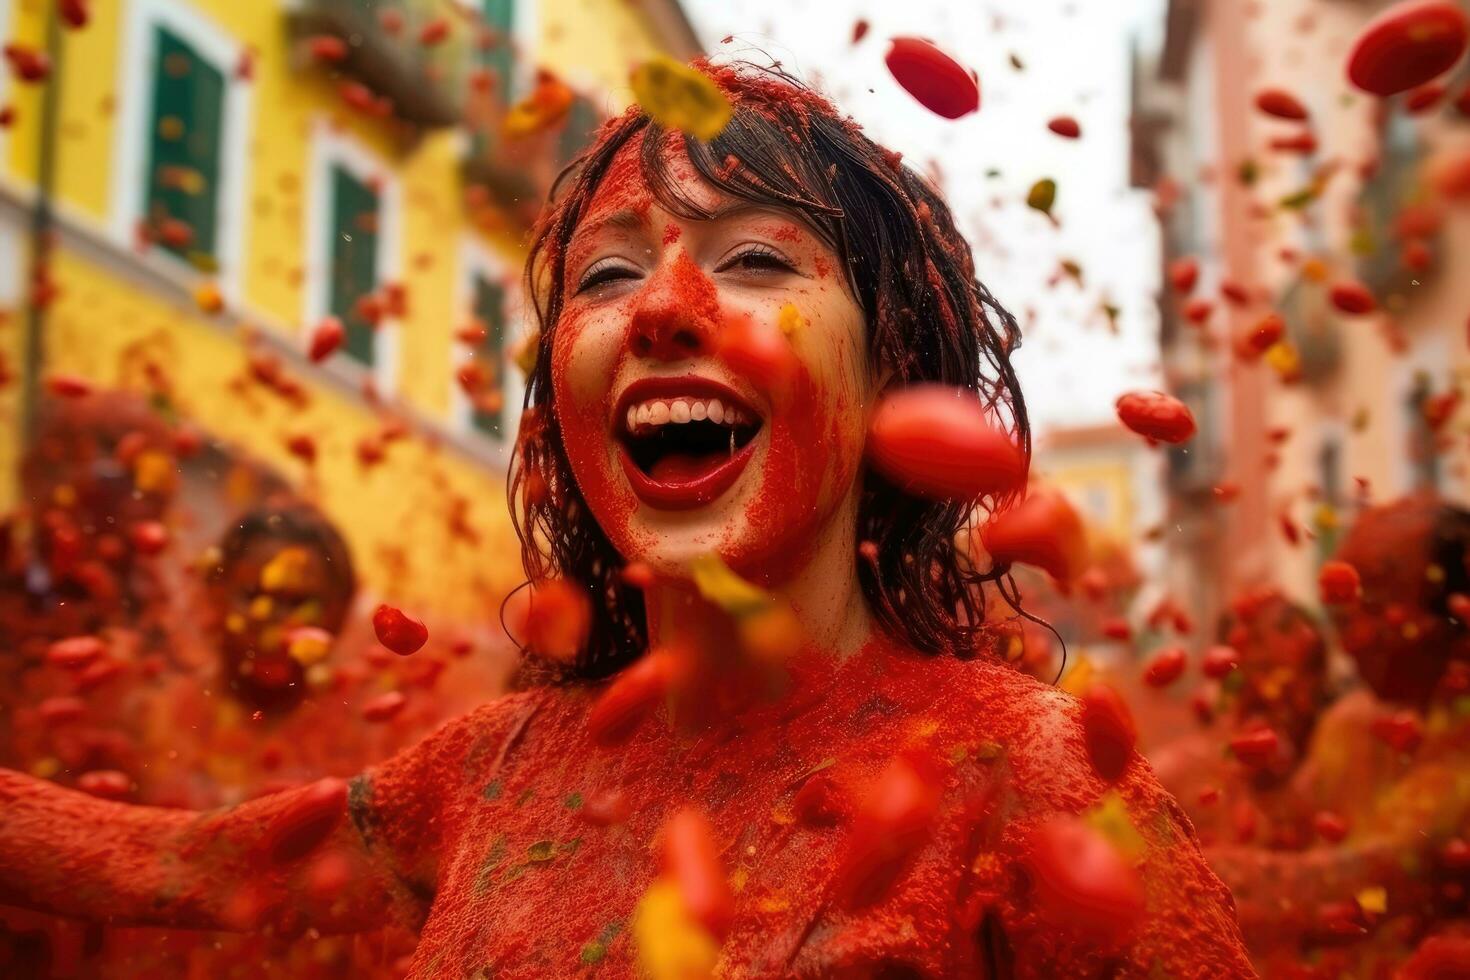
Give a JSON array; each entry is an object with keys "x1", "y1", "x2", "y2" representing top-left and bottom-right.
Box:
[{"x1": 625, "y1": 397, "x2": 749, "y2": 432}]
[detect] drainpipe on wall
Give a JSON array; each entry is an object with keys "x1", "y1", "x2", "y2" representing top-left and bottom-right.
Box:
[{"x1": 21, "y1": 2, "x2": 63, "y2": 451}]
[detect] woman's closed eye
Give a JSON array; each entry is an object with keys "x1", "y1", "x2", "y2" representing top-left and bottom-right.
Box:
[
  {"x1": 575, "y1": 257, "x2": 643, "y2": 294},
  {"x1": 715, "y1": 243, "x2": 798, "y2": 277}
]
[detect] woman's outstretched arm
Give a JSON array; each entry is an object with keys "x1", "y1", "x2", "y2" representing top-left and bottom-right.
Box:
[
  {"x1": 0, "y1": 693, "x2": 538, "y2": 935},
  {"x1": 1208, "y1": 836, "x2": 1437, "y2": 953},
  {"x1": 0, "y1": 768, "x2": 409, "y2": 935}
]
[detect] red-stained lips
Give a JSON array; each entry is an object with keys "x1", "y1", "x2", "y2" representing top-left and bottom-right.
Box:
[{"x1": 614, "y1": 374, "x2": 764, "y2": 511}]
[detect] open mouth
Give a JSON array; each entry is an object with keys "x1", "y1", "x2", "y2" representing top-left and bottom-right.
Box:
[{"x1": 614, "y1": 377, "x2": 763, "y2": 510}]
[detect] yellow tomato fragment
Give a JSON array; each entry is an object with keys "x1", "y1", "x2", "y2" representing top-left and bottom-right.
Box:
[
  {"x1": 194, "y1": 282, "x2": 224, "y2": 314},
  {"x1": 1085, "y1": 791, "x2": 1146, "y2": 861},
  {"x1": 1058, "y1": 654, "x2": 1095, "y2": 697},
  {"x1": 286, "y1": 626, "x2": 333, "y2": 666},
  {"x1": 502, "y1": 73, "x2": 575, "y2": 138},
  {"x1": 691, "y1": 552, "x2": 770, "y2": 618},
  {"x1": 259, "y1": 545, "x2": 313, "y2": 594},
  {"x1": 777, "y1": 302, "x2": 806, "y2": 338},
  {"x1": 630, "y1": 56, "x2": 732, "y2": 141},
  {"x1": 1356, "y1": 885, "x2": 1387, "y2": 915},
  {"x1": 633, "y1": 878, "x2": 719, "y2": 980},
  {"x1": 1265, "y1": 341, "x2": 1302, "y2": 382}
]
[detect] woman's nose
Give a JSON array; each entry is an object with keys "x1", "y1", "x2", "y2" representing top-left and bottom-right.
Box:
[{"x1": 628, "y1": 253, "x2": 716, "y2": 360}]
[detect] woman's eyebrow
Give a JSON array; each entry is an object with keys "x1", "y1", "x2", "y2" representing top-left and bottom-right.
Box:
[
  {"x1": 705, "y1": 202, "x2": 798, "y2": 226},
  {"x1": 564, "y1": 208, "x2": 649, "y2": 272},
  {"x1": 572, "y1": 208, "x2": 649, "y2": 243}
]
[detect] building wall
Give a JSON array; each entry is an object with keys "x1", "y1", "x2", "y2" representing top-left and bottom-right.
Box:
[
  {"x1": 0, "y1": 0, "x2": 697, "y2": 616},
  {"x1": 1038, "y1": 427, "x2": 1167, "y2": 583},
  {"x1": 1145, "y1": 0, "x2": 1470, "y2": 620},
  {"x1": 539, "y1": 0, "x2": 680, "y2": 95}
]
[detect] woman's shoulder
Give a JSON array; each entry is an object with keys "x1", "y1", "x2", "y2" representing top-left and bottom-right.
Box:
[
  {"x1": 363, "y1": 686, "x2": 555, "y2": 789},
  {"x1": 879, "y1": 643, "x2": 1145, "y2": 809},
  {"x1": 879, "y1": 640, "x2": 1077, "y2": 736}
]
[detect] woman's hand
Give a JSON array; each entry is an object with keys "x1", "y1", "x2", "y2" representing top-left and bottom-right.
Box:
[{"x1": 0, "y1": 768, "x2": 406, "y2": 935}]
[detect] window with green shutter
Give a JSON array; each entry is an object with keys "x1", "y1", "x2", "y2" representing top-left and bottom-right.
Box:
[
  {"x1": 481, "y1": 0, "x2": 517, "y2": 107},
  {"x1": 144, "y1": 26, "x2": 225, "y2": 266},
  {"x1": 327, "y1": 165, "x2": 381, "y2": 367},
  {"x1": 557, "y1": 95, "x2": 600, "y2": 167},
  {"x1": 470, "y1": 274, "x2": 508, "y2": 439}
]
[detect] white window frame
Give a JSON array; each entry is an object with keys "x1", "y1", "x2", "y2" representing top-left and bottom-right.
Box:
[
  {"x1": 303, "y1": 120, "x2": 402, "y2": 397},
  {"x1": 450, "y1": 235, "x2": 525, "y2": 461},
  {"x1": 0, "y1": 217, "x2": 21, "y2": 304},
  {"x1": 109, "y1": 0, "x2": 252, "y2": 303}
]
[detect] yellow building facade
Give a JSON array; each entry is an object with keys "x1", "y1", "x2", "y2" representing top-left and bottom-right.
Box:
[{"x1": 0, "y1": 0, "x2": 700, "y2": 618}]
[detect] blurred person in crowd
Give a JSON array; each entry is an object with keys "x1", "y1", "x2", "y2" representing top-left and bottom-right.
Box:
[
  {"x1": 1209, "y1": 495, "x2": 1470, "y2": 975},
  {"x1": 0, "y1": 393, "x2": 182, "y2": 781},
  {"x1": 0, "y1": 393, "x2": 178, "y2": 669},
  {"x1": 203, "y1": 501, "x2": 358, "y2": 713},
  {"x1": 1152, "y1": 588, "x2": 1336, "y2": 851}
]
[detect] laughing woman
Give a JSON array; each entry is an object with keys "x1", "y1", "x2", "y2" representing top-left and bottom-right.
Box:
[{"x1": 0, "y1": 62, "x2": 1254, "y2": 978}]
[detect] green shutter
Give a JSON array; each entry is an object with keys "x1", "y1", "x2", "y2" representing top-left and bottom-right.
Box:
[
  {"x1": 557, "y1": 96, "x2": 599, "y2": 166},
  {"x1": 144, "y1": 27, "x2": 225, "y2": 265},
  {"x1": 481, "y1": 0, "x2": 516, "y2": 106},
  {"x1": 471, "y1": 274, "x2": 508, "y2": 438},
  {"x1": 327, "y1": 165, "x2": 381, "y2": 367}
]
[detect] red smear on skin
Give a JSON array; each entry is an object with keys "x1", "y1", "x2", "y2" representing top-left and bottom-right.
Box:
[
  {"x1": 661, "y1": 223, "x2": 681, "y2": 246},
  {"x1": 1268, "y1": 131, "x2": 1318, "y2": 156}
]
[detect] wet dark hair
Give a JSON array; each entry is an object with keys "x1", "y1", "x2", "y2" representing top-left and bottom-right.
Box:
[
  {"x1": 213, "y1": 501, "x2": 357, "y2": 630},
  {"x1": 510, "y1": 60, "x2": 1029, "y2": 679}
]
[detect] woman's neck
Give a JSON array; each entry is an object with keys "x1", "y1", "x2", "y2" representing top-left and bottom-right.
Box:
[{"x1": 643, "y1": 498, "x2": 875, "y2": 660}]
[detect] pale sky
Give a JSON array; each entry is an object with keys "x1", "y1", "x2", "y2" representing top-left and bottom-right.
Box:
[{"x1": 685, "y1": 0, "x2": 1167, "y2": 435}]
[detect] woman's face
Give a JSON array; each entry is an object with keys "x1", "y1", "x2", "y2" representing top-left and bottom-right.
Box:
[{"x1": 550, "y1": 140, "x2": 870, "y2": 581}]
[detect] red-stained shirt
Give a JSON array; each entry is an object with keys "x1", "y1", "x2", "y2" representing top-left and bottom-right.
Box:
[{"x1": 353, "y1": 638, "x2": 1256, "y2": 978}]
